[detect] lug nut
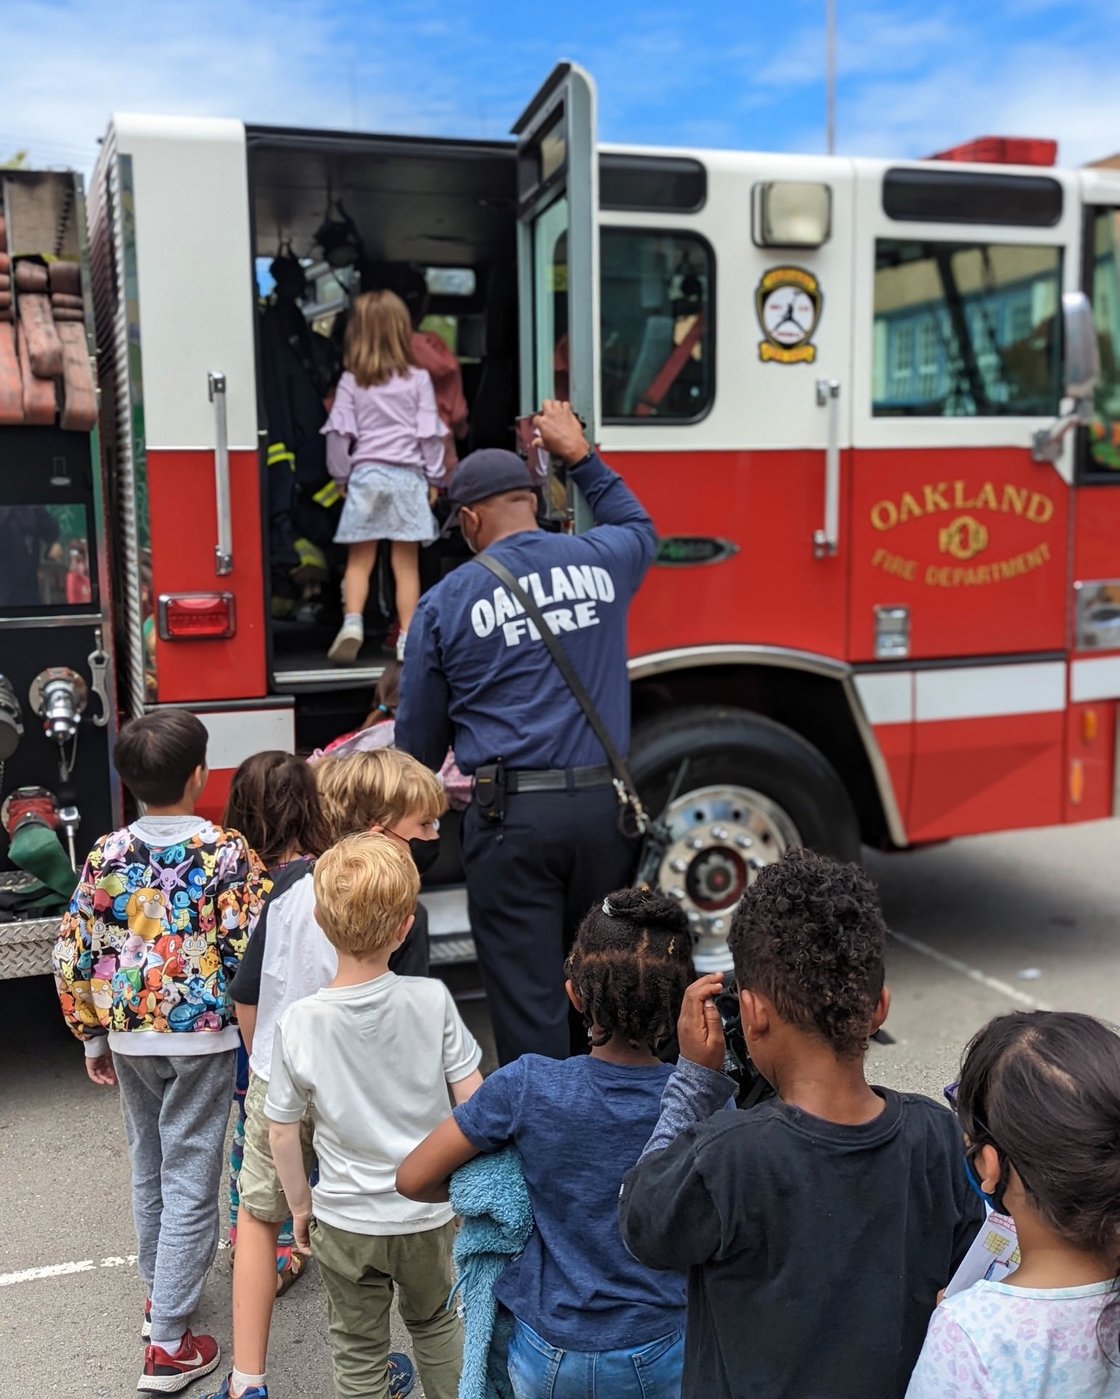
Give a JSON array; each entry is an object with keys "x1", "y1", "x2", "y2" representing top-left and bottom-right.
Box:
[
  {"x1": 668, "y1": 886, "x2": 686, "y2": 901},
  {"x1": 711, "y1": 825, "x2": 728, "y2": 841},
  {"x1": 687, "y1": 836, "x2": 705, "y2": 850},
  {"x1": 670, "y1": 857, "x2": 687, "y2": 874},
  {"x1": 735, "y1": 833, "x2": 753, "y2": 848}
]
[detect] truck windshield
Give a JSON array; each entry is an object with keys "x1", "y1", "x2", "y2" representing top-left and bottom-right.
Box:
[
  {"x1": 1087, "y1": 207, "x2": 1120, "y2": 475},
  {"x1": 874, "y1": 239, "x2": 1062, "y2": 417}
]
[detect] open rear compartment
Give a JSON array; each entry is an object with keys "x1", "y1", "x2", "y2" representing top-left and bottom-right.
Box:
[{"x1": 245, "y1": 128, "x2": 520, "y2": 753}]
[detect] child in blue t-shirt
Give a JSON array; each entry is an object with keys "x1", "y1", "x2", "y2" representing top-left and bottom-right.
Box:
[{"x1": 397, "y1": 888, "x2": 694, "y2": 1399}]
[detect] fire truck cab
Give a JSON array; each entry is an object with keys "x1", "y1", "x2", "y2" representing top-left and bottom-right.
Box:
[{"x1": 4, "y1": 65, "x2": 1120, "y2": 974}]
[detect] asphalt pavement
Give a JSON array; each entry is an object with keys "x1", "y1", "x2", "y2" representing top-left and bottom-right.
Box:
[{"x1": 1, "y1": 818, "x2": 1116, "y2": 1396}]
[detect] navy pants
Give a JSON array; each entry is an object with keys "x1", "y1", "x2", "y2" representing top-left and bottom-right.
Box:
[{"x1": 462, "y1": 784, "x2": 636, "y2": 1064}]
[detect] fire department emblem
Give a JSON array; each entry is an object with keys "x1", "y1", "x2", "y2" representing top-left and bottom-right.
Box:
[
  {"x1": 939, "y1": 515, "x2": 989, "y2": 561},
  {"x1": 756, "y1": 266, "x2": 822, "y2": 364}
]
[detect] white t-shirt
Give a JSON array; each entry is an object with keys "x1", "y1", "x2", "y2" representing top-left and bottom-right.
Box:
[
  {"x1": 243, "y1": 873, "x2": 335, "y2": 1083},
  {"x1": 906, "y1": 1279, "x2": 1120, "y2": 1398},
  {"x1": 265, "y1": 971, "x2": 481, "y2": 1235}
]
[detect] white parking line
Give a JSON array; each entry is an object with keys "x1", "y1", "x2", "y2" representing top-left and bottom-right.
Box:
[
  {"x1": 0, "y1": 1254, "x2": 137, "y2": 1288},
  {"x1": 890, "y1": 930, "x2": 1051, "y2": 1012}
]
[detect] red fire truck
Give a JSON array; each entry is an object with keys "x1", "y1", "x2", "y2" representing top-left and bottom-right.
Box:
[{"x1": 3, "y1": 65, "x2": 1120, "y2": 977}]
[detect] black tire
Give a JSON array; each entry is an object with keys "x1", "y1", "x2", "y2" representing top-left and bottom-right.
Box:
[{"x1": 630, "y1": 705, "x2": 860, "y2": 864}]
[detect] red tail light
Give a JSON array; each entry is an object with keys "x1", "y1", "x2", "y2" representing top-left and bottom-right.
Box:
[
  {"x1": 926, "y1": 137, "x2": 1058, "y2": 167},
  {"x1": 158, "y1": 592, "x2": 236, "y2": 640}
]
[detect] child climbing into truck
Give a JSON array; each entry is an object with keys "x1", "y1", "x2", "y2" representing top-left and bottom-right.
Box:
[{"x1": 323, "y1": 290, "x2": 445, "y2": 665}]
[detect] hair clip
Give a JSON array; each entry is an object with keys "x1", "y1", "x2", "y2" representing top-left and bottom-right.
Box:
[
  {"x1": 667, "y1": 938, "x2": 676, "y2": 956},
  {"x1": 602, "y1": 897, "x2": 615, "y2": 916}
]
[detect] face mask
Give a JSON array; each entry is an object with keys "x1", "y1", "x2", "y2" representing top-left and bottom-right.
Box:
[
  {"x1": 963, "y1": 1146, "x2": 1009, "y2": 1214},
  {"x1": 408, "y1": 836, "x2": 441, "y2": 876}
]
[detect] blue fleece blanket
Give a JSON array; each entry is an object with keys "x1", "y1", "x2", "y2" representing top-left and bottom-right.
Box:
[{"x1": 450, "y1": 1147, "x2": 533, "y2": 1399}]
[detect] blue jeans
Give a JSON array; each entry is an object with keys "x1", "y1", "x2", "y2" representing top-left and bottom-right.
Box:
[{"x1": 507, "y1": 1317, "x2": 684, "y2": 1399}]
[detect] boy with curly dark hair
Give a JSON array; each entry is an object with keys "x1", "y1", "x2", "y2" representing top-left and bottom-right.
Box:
[{"x1": 620, "y1": 849, "x2": 984, "y2": 1399}]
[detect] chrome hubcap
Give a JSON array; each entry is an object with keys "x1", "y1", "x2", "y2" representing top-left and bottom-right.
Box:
[{"x1": 655, "y1": 785, "x2": 801, "y2": 967}]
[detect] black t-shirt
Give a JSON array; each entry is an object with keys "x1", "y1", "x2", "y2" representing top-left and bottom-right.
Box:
[{"x1": 619, "y1": 1088, "x2": 984, "y2": 1399}]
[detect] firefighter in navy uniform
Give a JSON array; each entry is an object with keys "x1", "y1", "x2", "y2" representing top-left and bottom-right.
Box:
[{"x1": 396, "y1": 401, "x2": 657, "y2": 1063}]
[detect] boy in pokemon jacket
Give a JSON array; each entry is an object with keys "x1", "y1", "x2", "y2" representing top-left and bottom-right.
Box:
[{"x1": 52, "y1": 710, "x2": 269, "y2": 1395}]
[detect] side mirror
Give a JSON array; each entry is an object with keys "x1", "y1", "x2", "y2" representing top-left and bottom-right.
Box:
[
  {"x1": 1062, "y1": 291, "x2": 1100, "y2": 412},
  {"x1": 1032, "y1": 291, "x2": 1100, "y2": 462}
]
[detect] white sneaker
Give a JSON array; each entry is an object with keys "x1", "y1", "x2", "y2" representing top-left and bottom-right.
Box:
[
  {"x1": 395, "y1": 631, "x2": 408, "y2": 662},
  {"x1": 328, "y1": 617, "x2": 364, "y2": 664}
]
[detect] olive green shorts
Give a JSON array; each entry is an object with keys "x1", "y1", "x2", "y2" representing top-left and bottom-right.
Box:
[{"x1": 237, "y1": 1071, "x2": 315, "y2": 1224}]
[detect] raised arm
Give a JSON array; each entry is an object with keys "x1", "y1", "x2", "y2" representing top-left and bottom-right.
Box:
[{"x1": 532, "y1": 399, "x2": 657, "y2": 584}]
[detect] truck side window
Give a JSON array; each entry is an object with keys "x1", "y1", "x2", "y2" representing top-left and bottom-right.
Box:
[
  {"x1": 1082, "y1": 207, "x2": 1120, "y2": 480},
  {"x1": 600, "y1": 229, "x2": 714, "y2": 423},
  {"x1": 873, "y1": 239, "x2": 1062, "y2": 417}
]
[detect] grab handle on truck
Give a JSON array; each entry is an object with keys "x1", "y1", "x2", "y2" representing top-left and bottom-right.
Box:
[
  {"x1": 813, "y1": 378, "x2": 841, "y2": 559},
  {"x1": 208, "y1": 371, "x2": 233, "y2": 576}
]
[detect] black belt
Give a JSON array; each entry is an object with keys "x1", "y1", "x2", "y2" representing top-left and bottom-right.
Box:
[{"x1": 504, "y1": 764, "x2": 614, "y2": 794}]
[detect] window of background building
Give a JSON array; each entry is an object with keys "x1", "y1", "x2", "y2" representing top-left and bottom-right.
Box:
[
  {"x1": 600, "y1": 229, "x2": 714, "y2": 422},
  {"x1": 873, "y1": 239, "x2": 1061, "y2": 417}
]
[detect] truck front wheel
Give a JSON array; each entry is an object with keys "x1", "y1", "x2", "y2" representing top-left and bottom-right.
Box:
[{"x1": 629, "y1": 706, "x2": 860, "y2": 969}]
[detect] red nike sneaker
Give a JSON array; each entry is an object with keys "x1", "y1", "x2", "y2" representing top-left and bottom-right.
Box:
[{"x1": 137, "y1": 1330, "x2": 220, "y2": 1393}]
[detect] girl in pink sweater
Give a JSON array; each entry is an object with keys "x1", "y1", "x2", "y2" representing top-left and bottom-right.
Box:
[{"x1": 323, "y1": 291, "x2": 445, "y2": 665}]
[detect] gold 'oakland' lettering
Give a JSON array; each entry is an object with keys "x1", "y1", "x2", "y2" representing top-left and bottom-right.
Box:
[{"x1": 870, "y1": 480, "x2": 1053, "y2": 531}]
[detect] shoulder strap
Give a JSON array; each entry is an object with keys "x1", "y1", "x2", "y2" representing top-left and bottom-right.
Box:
[{"x1": 473, "y1": 552, "x2": 635, "y2": 790}]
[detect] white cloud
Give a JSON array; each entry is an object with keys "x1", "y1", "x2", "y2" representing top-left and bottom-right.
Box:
[
  {"x1": 836, "y1": 44, "x2": 1120, "y2": 165},
  {"x1": 5, "y1": 0, "x2": 1120, "y2": 177},
  {"x1": 3, "y1": 0, "x2": 502, "y2": 172},
  {"x1": 752, "y1": 4, "x2": 960, "y2": 89}
]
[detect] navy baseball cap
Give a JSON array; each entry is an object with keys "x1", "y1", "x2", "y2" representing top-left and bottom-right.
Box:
[{"x1": 443, "y1": 448, "x2": 536, "y2": 533}]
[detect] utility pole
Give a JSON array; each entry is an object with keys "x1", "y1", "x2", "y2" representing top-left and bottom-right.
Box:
[{"x1": 822, "y1": 0, "x2": 827, "y2": 155}]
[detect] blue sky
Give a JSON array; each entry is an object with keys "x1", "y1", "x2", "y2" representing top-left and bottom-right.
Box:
[{"x1": 6, "y1": 0, "x2": 1120, "y2": 171}]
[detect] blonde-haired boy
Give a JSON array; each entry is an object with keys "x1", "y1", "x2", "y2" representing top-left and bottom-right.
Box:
[
  {"x1": 210, "y1": 748, "x2": 446, "y2": 1399},
  {"x1": 266, "y1": 834, "x2": 482, "y2": 1399},
  {"x1": 315, "y1": 748, "x2": 444, "y2": 844}
]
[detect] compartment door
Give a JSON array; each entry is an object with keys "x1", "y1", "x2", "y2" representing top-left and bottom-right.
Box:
[{"x1": 512, "y1": 62, "x2": 598, "y2": 526}]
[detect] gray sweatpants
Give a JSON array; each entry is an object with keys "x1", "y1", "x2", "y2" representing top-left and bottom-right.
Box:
[{"x1": 114, "y1": 1049, "x2": 236, "y2": 1342}]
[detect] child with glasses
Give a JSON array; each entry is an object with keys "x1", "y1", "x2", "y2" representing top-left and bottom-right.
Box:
[
  {"x1": 907, "y1": 1010, "x2": 1120, "y2": 1398},
  {"x1": 204, "y1": 748, "x2": 444, "y2": 1399}
]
